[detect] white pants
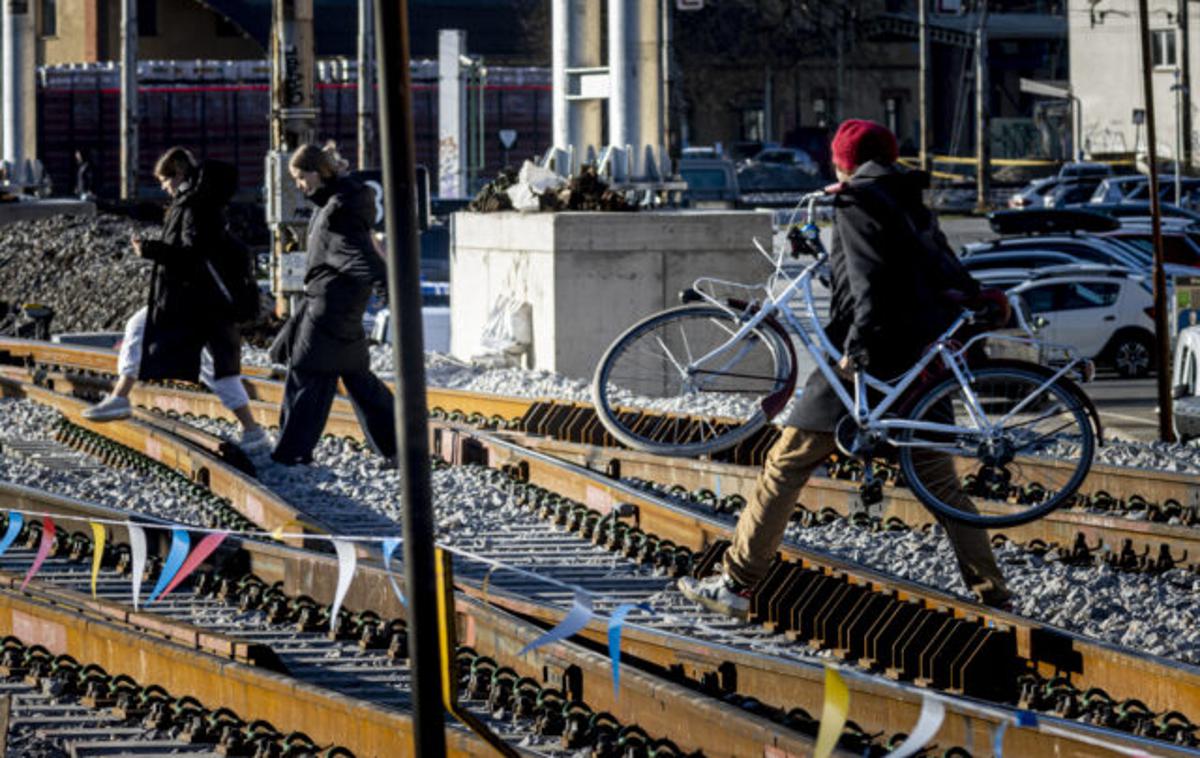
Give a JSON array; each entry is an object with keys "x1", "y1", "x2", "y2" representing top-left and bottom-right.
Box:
[{"x1": 117, "y1": 307, "x2": 250, "y2": 412}]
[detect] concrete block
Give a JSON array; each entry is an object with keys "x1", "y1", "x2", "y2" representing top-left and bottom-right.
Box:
[{"x1": 450, "y1": 210, "x2": 774, "y2": 380}]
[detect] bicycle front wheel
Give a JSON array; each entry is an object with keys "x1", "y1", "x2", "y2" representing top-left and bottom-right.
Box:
[
  {"x1": 592, "y1": 305, "x2": 795, "y2": 457},
  {"x1": 896, "y1": 366, "x2": 1095, "y2": 528}
]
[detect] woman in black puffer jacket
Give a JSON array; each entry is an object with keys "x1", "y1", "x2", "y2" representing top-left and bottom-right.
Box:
[{"x1": 269, "y1": 142, "x2": 397, "y2": 465}]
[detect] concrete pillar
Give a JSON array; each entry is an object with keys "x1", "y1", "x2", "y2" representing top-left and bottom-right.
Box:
[
  {"x1": 119, "y1": 0, "x2": 137, "y2": 200},
  {"x1": 551, "y1": 0, "x2": 601, "y2": 158},
  {"x1": 609, "y1": 0, "x2": 663, "y2": 177},
  {"x1": 2, "y1": 0, "x2": 35, "y2": 174},
  {"x1": 608, "y1": 0, "x2": 632, "y2": 156},
  {"x1": 438, "y1": 29, "x2": 467, "y2": 198}
]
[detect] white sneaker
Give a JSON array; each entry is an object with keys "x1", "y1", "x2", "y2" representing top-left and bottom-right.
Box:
[
  {"x1": 677, "y1": 572, "x2": 752, "y2": 620},
  {"x1": 82, "y1": 395, "x2": 131, "y2": 422},
  {"x1": 238, "y1": 427, "x2": 273, "y2": 456}
]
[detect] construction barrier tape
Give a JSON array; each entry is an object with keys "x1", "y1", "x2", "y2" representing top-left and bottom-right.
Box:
[
  {"x1": 380, "y1": 538, "x2": 407, "y2": 608},
  {"x1": 159, "y1": 531, "x2": 229, "y2": 600},
  {"x1": 883, "y1": 694, "x2": 946, "y2": 758},
  {"x1": 19, "y1": 517, "x2": 54, "y2": 591},
  {"x1": 0, "y1": 512, "x2": 23, "y2": 559},
  {"x1": 607, "y1": 602, "x2": 651, "y2": 698},
  {"x1": 148, "y1": 528, "x2": 190, "y2": 603},
  {"x1": 331, "y1": 539, "x2": 357, "y2": 632},
  {"x1": 814, "y1": 666, "x2": 850, "y2": 758},
  {"x1": 518, "y1": 590, "x2": 593, "y2": 657},
  {"x1": 89, "y1": 522, "x2": 105, "y2": 599},
  {"x1": 127, "y1": 523, "x2": 146, "y2": 611}
]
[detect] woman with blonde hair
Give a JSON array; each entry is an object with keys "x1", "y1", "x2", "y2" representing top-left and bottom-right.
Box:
[
  {"x1": 269, "y1": 142, "x2": 396, "y2": 465},
  {"x1": 84, "y1": 147, "x2": 270, "y2": 456}
]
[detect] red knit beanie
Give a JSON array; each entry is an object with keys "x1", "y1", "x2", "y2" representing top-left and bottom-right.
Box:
[{"x1": 831, "y1": 119, "x2": 899, "y2": 172}]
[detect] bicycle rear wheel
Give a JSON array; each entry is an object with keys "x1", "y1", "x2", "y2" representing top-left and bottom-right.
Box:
[
  {"x1": 896, "y1": 366, "x2": 1094, "y2": 528},
  {"x1": 592, "y1": 304, "x2": 795, "y2": 456}
]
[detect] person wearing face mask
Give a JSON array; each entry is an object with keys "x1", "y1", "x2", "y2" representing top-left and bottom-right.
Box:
[
  {"x1": 83, "y1": 147, "x2": 271, "y2": 456},
  {"x1": 678, "y1": 120, "x2": 1012, "y2": 618},
  {"x1": 268, "y1": 141, "x2": 396, "y2": 466}
]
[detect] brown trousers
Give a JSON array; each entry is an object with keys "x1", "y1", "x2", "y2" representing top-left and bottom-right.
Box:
[{"x1": 723, "y1": 428, "x2": 1011, "y2": 604}]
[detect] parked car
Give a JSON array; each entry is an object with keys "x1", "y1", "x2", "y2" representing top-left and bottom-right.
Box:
[
  {"x1": 1090, "y1": 174, "x2": 1150, "y2": 205},
  {"x1": 1043, "y1": 178, "x2": 1104, "y2": 208},
  {"x1": 1071, "y1": 201, "x2": 1200, "y2": 223},
  {"x1": 1006, "y1": 269, "x2": 1157, "y2": 377},
  {"x1": 746, "y1": 147, "x2": 819, "y2": 176},
  {"x1": 1173, "y1": 325, "x2": 1200, "y2": 440},
  {"x1": 961, "y1": 250, "x2": 1084, "y2": 276},
  {"x1": 1100, "y1": 225, "x2": 1200, "y2": 269},
  {"x1": 679, "y1": 156, "x2": 739, "y2": 209},
  {"x1": 1057, "y1": 161, "x2": 1113, "y2": 180},
  {"x1": 1007, "y1": 176, "x2": 1060, "y2": 209},
  {"x1": 1121, "y1": 175, "x2": 1200, "y2": 208}
]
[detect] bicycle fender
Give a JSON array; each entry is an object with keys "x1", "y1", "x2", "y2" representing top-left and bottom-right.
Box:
[
  {"x1": 896, "y1": 358, "x2": 1104, "y2": 445},
  {"x1": 724, "y1": 298, "x2": 799, "y2": 419}
]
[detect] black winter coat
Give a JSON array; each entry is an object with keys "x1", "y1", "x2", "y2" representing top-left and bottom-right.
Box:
[
  {"x1": 785, "y1": 161, "x2": 979, "y2": 432},
  {"x1": 279, "y1": 177, "x2": 387, "y2": 374},
  {"x1": 137, "y1": 160, "x2": 241, "y2": 382}
]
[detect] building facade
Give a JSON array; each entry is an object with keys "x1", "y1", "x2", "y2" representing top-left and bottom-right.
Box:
[
  {"x1": 1070, "y1": 0, "x2": 1195, "y2": 162},
  {"x1": 677, "y1": 1, "x2": 1068, "y2": 160}
]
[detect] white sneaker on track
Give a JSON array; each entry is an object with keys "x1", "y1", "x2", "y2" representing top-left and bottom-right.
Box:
[
  {"x1": 238, "y1": 427, "x2": 273, "y2": 457},
  {"x1": 81, "y1": 395, "x2": 131, "y2": 422},
  {"x1": 677, "y1": 572, "x2": 752, "y2": 620}
]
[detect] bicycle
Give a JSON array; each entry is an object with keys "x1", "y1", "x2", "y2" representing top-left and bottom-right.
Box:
[{"x1": 591, "y1": 191, "x2": 1099, "y2": 528}]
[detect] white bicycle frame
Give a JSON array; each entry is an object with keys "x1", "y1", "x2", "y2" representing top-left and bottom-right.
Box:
[{"x1": 683, "y1": 216, "x2": 1089, "y2": 448}]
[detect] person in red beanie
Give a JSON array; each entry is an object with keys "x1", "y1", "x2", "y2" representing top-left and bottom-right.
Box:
[{"x1": 680, "y1": 119, "x2": 1012, "y2": 618}]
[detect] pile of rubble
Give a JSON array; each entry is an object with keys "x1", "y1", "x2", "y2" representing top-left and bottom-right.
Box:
[
  {"x1": 0, "y1": 213, "x2": 155, "y2": 333},
  {"x1": 468, "y1": 164, "x2": 635, "y2": 213}
]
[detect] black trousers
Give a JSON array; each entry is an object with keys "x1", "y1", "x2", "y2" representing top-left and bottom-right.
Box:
[{"x1": 273, "y1": 367, "x2": 397, "y2": 464}]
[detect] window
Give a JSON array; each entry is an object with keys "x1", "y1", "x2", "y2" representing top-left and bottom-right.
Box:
[
  {"x1": 40, "y1": 0, "x2": 56, "y2": 36},
  {"x1": 1023, "y1": 285, "x2": 1057, "y2": 314},
  {"x1": 138, "y1": 0, "x2": 157, "y2": 36},
  {"x1": 1058, "y1": 282, "x2": 1121, "y2": 310},
  {"x1": 1152, "y1": 29, "x2": 1177, "y2": 68}
]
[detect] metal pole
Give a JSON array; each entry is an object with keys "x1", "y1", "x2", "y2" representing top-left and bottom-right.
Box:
[
  {"x1": 919, "y1": 0, "x2": 932, "y2": 172},
  {"x1": 120, "y1": 0, "x2": 138, "y2": 200},
  {"x1": 374, "y1": 0, "x2": 448, "y2": 753},
  {"x1": 835, "y1": 7, "x2": 845, "y2": 125},
  {"x1": 975, "y1": 2, "x2": 990, "y2": 214},
  {"x1": 608, "y1": 0, "x2": 631, "y2": 159},
  {"x1": 1177, "y1": 68, "x2": 1183, "y2": 204},
  {"x1": 1181, "y1": 0, "x2": 1193, "y2": 169},
  {"x1": 356, "y1": 0, "x2": 376, "y2": 169},
  {"x1": 1137, "y1": 0, "x2": 1177, "y2": 443}
]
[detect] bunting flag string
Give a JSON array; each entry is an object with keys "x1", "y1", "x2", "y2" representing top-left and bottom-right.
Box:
[
  {"x1": 19, "y1": 517, "x2": 55, "y2": 591},
  {"x1": 380, "y1": 538, "x2": 406, "y2": 608},
  {"x1": 814, "y1": 665, "x2": 851, "y2": 758},
  {"x1": 330, "y1": 540, "x2": 357, "y2": 631},
  {"x1": 883, "y1": 694, "x2": 945, "y2": 758},
  {"x1": 89, "y1": 522, "x2": 106, "y2": 599},
  {"x1": 148, "y1": 528, "x2": 190, "y2": 604},
  {"x1": 0, "y1": 512, "x2": 23, "y2": 559},
  {"x1": 607, "y1": 602, "x2": 651, "y2": 698},
  {"x1": 128, "y1": 524, "x2": 146, "y2": 611},
  {"x1": 158, "y1": 531, "x2": 229, "y2": 601},
  {"x1": 518, "y1": 591, "x2": 593, "y2": 657}
]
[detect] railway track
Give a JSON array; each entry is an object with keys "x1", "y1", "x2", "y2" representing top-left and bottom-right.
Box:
[
  {"x1": 4, "y1": 337, "x2": 1200, "y2": 576},
  {"x1": 0, "y1": 360, "x2": 1196, "y2": 754}
]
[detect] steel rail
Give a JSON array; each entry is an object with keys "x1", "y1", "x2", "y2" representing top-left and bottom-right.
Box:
[
  {"x1": 0, "y1": 483, "x2": 1179, "y2": 758},
  {"x1": 4, "y1": 379, "x2": 1198, "y2": 755}
]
